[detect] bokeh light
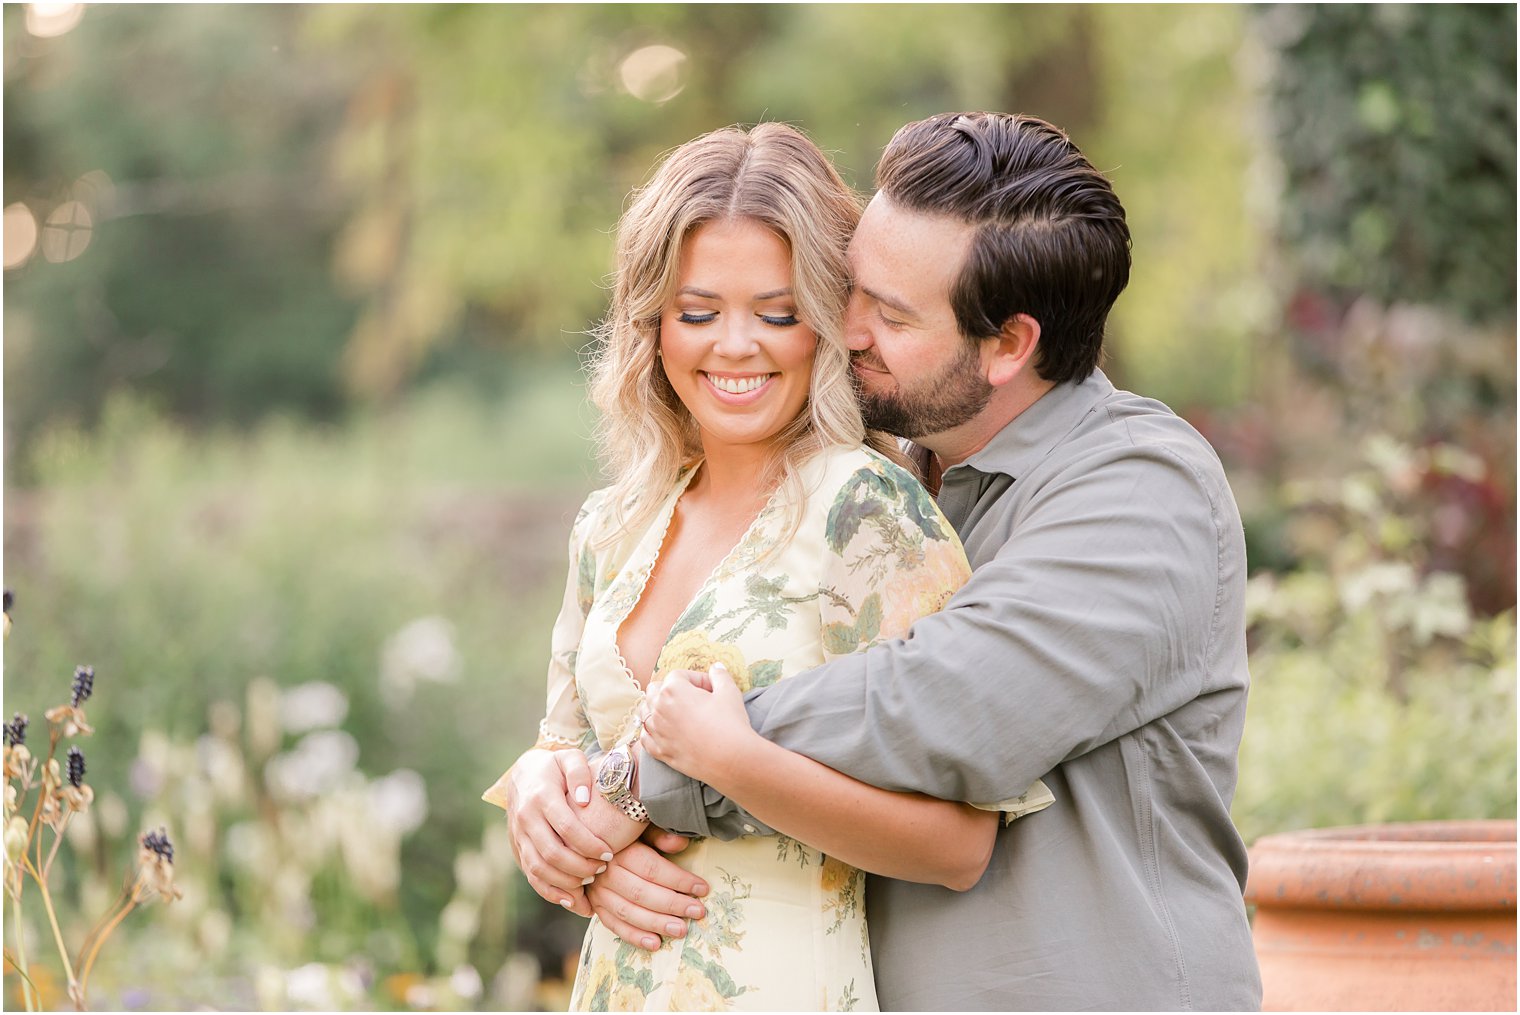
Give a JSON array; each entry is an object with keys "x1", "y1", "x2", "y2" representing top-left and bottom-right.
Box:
[
  {"x1": 40, "y1": 200, "x2": 93, "y2": 263},
  {"x1": 618, "y1": 44, "x2": 687, "y2": 104},
  {"x1": 73, "y1": 169, "x2": 117, "y2": 217},
  {"x1": 3, "y1": 203, "x2": 39, "y2": 269},
  {"x1": 25, "y1": 2, "x2": 85, "y2": 38}
]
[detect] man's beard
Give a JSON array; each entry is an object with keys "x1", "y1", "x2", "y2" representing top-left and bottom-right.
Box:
[{"x1": 852, "y1": 341, "x2": 994, "y2": 440}]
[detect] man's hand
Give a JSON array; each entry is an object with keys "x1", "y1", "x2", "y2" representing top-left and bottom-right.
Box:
[
  {"x1": 586, "y1": 834, "x2": 710, "y2": 952},
  {"x1": 504, "y1": 749, "x2": 613, "y2": 913}
]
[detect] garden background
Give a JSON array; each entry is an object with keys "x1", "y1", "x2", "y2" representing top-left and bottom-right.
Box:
[{"x1": 3, "y1": 4, "x2": 1515, "y2": 1010}]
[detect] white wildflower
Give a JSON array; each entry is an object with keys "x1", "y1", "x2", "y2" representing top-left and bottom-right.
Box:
[
  {"x1": 279, "y1": 681, "x2": 350, "y2": 734},
  {"x1": 264, "y1": 730, "x2": 359, "y2": 802},
  {"x1": 369, "y1": 768, "x2": 428, "y2": 836},
  {"x1": 380, "y1": 616, "x2": 461, "y2": 709}
]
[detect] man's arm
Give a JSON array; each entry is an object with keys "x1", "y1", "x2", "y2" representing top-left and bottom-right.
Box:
[{"x1": 641, "y1": 440, "x2": 1238, "y2": 834}]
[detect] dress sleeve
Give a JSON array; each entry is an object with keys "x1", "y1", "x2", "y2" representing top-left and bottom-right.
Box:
[
  {"x1": 482, "y1": 490, "x2": 603, "y2": 811},
  {"x1": 817, "y1": 458, "x2": 972, "y2": 657},
  {"x1": 818, "y1": 461, "x2": 1053, "y2": 822}
]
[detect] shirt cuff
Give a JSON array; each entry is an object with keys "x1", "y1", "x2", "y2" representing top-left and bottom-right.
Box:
[
  {"x1": 970, "y1": 778, "x2": 1057, "y2": 826},
  {"x1": 637, "y1": 751, "x2": 714, "y2": 838}
]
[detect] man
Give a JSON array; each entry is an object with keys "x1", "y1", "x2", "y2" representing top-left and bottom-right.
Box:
[{"x1": 506, "y1": 112, "x2": 1262, "y2": 1010}]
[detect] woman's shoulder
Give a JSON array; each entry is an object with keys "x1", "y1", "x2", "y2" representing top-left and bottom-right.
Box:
[
  {"x1": 802, "y1": 443, "x2": 951, "y2": 542},
  {"x1": 803, "y1": 443, "x2": 921, "y2": 493},
  {"x1": 569, "y1": 486, "x2": 613, "y2": 542}
]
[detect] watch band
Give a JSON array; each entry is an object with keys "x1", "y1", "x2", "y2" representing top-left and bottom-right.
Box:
[
  {"x1": 607, "y1": 786, "x2": 649, "y2": 823},
  {"x1": 597, "y1": 742, "x2": 648, "y2": 823}
]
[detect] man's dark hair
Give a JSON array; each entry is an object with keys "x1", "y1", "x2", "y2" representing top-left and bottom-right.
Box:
[{"x1": 876, "y1": 112, "x2": 1131, "y2": 384}]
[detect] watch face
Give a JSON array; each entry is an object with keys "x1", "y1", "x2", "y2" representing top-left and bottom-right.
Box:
[{"x1": 597, "y1": 748, "x2": 632, "y2": 793}]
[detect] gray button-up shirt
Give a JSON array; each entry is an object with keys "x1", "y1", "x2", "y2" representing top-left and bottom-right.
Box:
[{"x1": 640, "y1": 370, "x2": 1262, "y2": 1011}]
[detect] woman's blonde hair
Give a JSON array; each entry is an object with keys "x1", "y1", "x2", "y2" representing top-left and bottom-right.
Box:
[{"x1": 587, "y1": 122, "x2": 902, "y2": 547}]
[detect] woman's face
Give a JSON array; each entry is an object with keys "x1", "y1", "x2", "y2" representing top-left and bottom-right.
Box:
[{"x1": 659, "y1": 217, "x2": 816, "y2": 460}]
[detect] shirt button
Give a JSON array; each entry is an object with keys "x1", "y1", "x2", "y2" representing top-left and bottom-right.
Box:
[{"x1": 742, "y1": 823, "x2": 757, "y2": 834}]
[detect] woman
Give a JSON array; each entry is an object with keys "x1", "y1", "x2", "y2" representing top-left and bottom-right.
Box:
[{"x1": 486, "y1": 123, "x2": 1051, "y2": 1012}]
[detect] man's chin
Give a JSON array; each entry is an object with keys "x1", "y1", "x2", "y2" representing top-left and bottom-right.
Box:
[{"x1": 860, "y1": 395, "x2": 917, "y2": 439}]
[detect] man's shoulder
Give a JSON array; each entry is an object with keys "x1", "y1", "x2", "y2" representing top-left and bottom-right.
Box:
[
  {"x1": 1046, "y1": 384, "x2": 1231, "y2": 490},
  {"x1": 991, "y1": 383, "x2": 1242, "y2": 552}
]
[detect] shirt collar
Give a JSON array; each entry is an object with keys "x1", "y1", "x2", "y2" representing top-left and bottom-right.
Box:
[{"x1": 952, "y1": 369, "x2": 1116, "y2": 481}]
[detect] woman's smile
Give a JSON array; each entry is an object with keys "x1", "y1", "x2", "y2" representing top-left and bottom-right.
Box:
[{"x1": 702, "y1": 372, "x2": 778, "y2": 400}]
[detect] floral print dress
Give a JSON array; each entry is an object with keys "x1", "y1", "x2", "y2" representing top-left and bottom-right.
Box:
[{"x1": 504, "y1": 445, "x2": 1053, "y2": 1012}]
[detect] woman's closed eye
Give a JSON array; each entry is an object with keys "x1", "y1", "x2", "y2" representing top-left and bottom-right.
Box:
[{"x1": 677, "y1": 310, "x2": 799, "y2": 327}]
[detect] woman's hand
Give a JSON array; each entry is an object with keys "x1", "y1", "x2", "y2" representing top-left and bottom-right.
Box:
[
  {"x1": 641, "y1": 664, "x2": 759, "y2": 787},
  {"x1": 503, "y1": 749, "x2": 613, "y2": 914}
]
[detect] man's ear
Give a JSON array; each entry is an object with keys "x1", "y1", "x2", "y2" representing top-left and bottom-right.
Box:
[{"x1": 983, "y1": 313, "x2": 1041, "y2": 387}]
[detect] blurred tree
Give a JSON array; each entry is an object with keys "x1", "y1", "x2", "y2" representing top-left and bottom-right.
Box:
[
  {"x1": 1259, "y1": 4, "x2": 1516, "y2": 322},
  {"x1": 1088, "y1": 4, "x2": 1265, "y2": 411},
  {"x1": 6, "y1": 4, "x2": 1286, "y2": 436},
  {"x1": 3, "y1": 5, "x2": 359, "y2": 472}
]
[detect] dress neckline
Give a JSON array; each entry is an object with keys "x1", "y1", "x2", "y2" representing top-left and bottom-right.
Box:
[{"x1": 609, "y1": 460, "x2": 783, "y2": 694}]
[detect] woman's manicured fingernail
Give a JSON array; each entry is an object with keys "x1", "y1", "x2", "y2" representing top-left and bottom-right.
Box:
[
  {"x1": 691, "y1": 881, "x2": 709, "y2": 896},
  {"x1": 686, "y1": 905, "x2": 704, "y2": 920},
  {"x1": 665, "y1": 921, "x2": 685, "y2": 937},
  {"x1": 596, "y1": 865, "x2": 608, "y2": 874},
  {"x1": 642, "y1": 936, "x2": 660, "y2": 950},
  {"x1": 559, "y1": 899, "x2": 574, "y2": 910},
  {"x1": 581, "y1": 876, "x2": 595, "y2": 885},
  {"x1": 600, "y1": 852, "x2": 614, "y2": 862},
  {"x1": 574, "y1": 786, "x2": 590, "y2": 805}
]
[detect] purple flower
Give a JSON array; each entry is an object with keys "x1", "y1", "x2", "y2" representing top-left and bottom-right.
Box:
[
  {"x1": 3, "y1": 713, "x2": 27, "y2": 748},
  {"x1": 71, "y1": 665, "x2": 95, "y2": 707},
  {"x1": 67, "y1": 746, "x2": 86, "y2": 788}
]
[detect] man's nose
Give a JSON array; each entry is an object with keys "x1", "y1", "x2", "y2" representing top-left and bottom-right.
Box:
[{"x1": 843, "y1": 294, "x2": 873, "y2": 351}]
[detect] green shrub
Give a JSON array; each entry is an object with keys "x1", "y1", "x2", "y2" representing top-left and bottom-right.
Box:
[{"x1": 1235, "y1": 436, "x2": 1518, "y2": 843}]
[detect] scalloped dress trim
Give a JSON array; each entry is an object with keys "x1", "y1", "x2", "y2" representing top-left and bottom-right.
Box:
[{"x1": 603, "y1": 460, "x2": 786, "y2": 743}]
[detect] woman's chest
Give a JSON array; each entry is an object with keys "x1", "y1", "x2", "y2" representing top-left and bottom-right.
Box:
[{"x1": 577, "y1": 528, "x2": 829, "y2": 747}]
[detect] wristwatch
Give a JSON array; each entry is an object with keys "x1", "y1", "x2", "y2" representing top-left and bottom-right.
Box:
[{"x1": 596, "y1": 742, "x2": 648, "y2": 823}]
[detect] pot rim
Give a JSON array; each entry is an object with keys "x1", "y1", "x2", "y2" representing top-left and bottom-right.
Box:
[{"x1": 1245, "y1": 819, "x2": 1517, "y2": 911}]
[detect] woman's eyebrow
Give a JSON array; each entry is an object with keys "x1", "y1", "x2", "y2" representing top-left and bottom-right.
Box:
[{"x1": 676, "y1": 286, "x2": 794, "y2": 300}]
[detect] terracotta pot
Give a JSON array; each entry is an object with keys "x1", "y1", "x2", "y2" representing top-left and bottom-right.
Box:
[{"x1": 1245, "y1": 819, "x2": 1517, "y2": 1012}]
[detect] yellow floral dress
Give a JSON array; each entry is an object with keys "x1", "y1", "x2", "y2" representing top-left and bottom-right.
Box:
[{"x1": 502, "y1": 445, "x2": 1052, "y2": 1012}]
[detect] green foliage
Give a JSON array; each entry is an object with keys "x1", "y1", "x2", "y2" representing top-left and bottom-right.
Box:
[
  {"x1": 1234, "y1": 436, "x2": 1518, "y2": 843},
  {"x1": 1258, "y1": 4, "x2": 1517, "y2": 321}
]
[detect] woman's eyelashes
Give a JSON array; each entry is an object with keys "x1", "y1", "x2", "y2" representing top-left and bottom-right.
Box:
[{"x1": 675, "y1": 310, "x2": 800, "y2": 327}]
